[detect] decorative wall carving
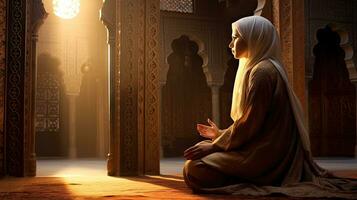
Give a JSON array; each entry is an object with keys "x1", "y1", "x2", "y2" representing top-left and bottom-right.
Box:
[
  {"x1": 144, "y1": 0, "x2": 160, "y2": 174},
  {"x1": 0, "y1": 0, "x2": 6, "y2": 176},
  {"x1": 160, "y1": 0, "x2": 193, "y2": 13},
  {"x1": 118, "y1": 0, "x2": 161, "y2": 175},
  {"x1": 4, "y1": 0, "x2": 46, "y2": 177},
  {"x1": 102, "y1": 0, "x2": 160, "y2": 176},
  {"x1": 35, "y1": 53, "x2": 63, "y2": 157},
  {"x1": 5, "y1": 0, "x2": 27, "y2": 176},
  {"x1": 272, "y1": 0, "x2": 306, "y2": 108}
]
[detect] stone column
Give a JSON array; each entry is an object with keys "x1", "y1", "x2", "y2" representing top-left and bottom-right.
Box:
[
  {"x1": 68, "y1": 94, "x2": 77, "y2": 159},
  {"x1": 210, "y1": 85, "x2": 221, "y2": 127},
  {"x1": 203, "y1": 66, "x2": 225, "y2": 128},
  {"x1": 27, "y1": 32, "x2": 39, "y2": 176},
  {"x1": 96, "y1": 78, "x2": 105, "y2": 158},
  {"x1": 64, "y1": 77, "x2": 82, "y2": 159},
  {"x1": 101, "y1": 0, "x2": 119, "y2": 175}
]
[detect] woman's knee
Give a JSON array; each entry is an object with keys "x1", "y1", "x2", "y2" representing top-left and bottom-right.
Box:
[{"x1": 183, "y1": 160, "x2": 227, "y2": 188}]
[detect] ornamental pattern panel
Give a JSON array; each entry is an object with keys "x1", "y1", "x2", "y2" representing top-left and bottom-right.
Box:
[
  {"x1": 0, "y1": 0, "x2": 5, "y2": 176},
  {"x1": 24, "y1": 0, "x2": 33, "y2": 176},
  {"x1": 144, "y1": 0, "x2": 160, "y2": 174},
  {"x1": 272, "y1": 0, "x2": 293, "y2": 82},
  {"x1": 35, "y1": 72, "x2": 61, "y2": 133},
  {"x1": 115, "y1": 0, "x2": 160, "y2": 175},
  {"x1": 137, "y1": 0, "x2": 145, "y2": 174},
  {"x1": 120, "y1": 0, "x2": 139, "y2": 175},
  {"x1": 160, "y1": 0, "x2": 193, "y2": 13},
  {"x1": 6, "y1": 0, "x2": 26, "y2": 176}
]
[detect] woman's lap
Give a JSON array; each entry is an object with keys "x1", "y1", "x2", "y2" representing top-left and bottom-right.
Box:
[{"x1": 183, "y1": 159, "x2": 237, "y2": 190}]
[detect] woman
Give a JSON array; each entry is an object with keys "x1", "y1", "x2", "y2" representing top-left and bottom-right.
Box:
[{"x1": 183, "y1": 16, "x2": 357, "y2": 198}]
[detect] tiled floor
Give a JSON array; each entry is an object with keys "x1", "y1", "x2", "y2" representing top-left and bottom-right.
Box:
[
  {"x1": 0, "y1": 158, "x2": 355, "y2": 200},
  {"x1": 36, "y1": 157, "x2": 357, "y2": 177}
]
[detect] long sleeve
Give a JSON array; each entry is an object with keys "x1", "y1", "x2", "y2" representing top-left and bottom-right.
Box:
[{"x1": 213, "y1": 65, "x2": 276, "y2": 151}]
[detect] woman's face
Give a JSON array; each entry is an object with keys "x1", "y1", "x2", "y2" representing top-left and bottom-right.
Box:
[{"x1": 229, "y1": 28, "x2": 248, "y2": 59}]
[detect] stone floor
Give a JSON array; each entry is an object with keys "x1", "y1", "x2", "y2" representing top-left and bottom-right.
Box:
[{"x1": 0, "y1": 158, "x2": 356, "y2": 200}]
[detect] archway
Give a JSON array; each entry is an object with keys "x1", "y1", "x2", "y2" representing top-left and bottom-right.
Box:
[
  {"x1": 161, "y1": 35, "x2": 212, "y2": 157},
  {"x1": 308, "y1": 26, "x2": 356, "y2": 157}
]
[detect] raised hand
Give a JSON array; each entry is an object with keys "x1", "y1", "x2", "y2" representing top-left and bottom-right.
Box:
[{"x1": 196, "y1": 118, "x2": 219, "y2": 140}]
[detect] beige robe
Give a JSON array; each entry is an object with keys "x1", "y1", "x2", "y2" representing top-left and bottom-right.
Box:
[{"x1": 183, "y1": 61, "x2": 357, "y2": 199}]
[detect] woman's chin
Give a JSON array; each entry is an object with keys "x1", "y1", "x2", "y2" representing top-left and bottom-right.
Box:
[{"x1": 234, "y1": 54, "x2": 242, "y2": 59}]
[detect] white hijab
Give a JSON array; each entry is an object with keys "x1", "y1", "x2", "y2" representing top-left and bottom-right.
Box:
[{"x1": 230, "y1": 16, "x2": 312, "y2": 153}]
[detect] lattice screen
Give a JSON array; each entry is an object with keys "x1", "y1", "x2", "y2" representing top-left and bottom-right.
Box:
[
  {"x1": 36, "y1": 72, "x2": 60, "y2": 133},
  {"x1": 160, "y1": 0, "x2": 193, "y2": 13}
]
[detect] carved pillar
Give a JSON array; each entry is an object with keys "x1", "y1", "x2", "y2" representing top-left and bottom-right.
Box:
[
  {"x1": 144, "y1": 0, "x2": 160, "y2": 175},
  {"x1": 101, "y1": 0, "x2": 119, "y2": 176},
  {"x1": 0, "y1": 0, "x2": 6, "y2": 177},
  {"x1": 24, "y1": 0, "x2": 47, "y2": 176},
  {"x1": 5, "y1": 0, "x2": 28, "y2": 177},
  {"x1": 210, "y1": 85, "x2": 221, "y2": 127},
  {"x1": 102, "y1": 0, "x2": 160, "y2": 176},
  {"x1": 5, "y1": 0, "x2": 47, "y2": 177},
  {"x1": 107, "y1": 31, "x2": 118, "y2": 174},
  {"x1": 204, "y1": 67, "x2": 225, "y2": 128},
  {"x1": 119, "y1": 0, "x2": 160, "y2": 175},
  {"x1": 272, "y1": 0, "x2": 306, "y2": 109},
  {"x1": 255, "y1": 0, "x2": 306, "y2": 110}
]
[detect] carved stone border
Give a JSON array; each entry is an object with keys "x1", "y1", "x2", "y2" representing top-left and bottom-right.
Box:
[
  {"x1": 4, "y1": 0, "x2": 46, "y2": 177},
  {"x1": 0, "y1": 0, "x2": 6, "y2": 177},
  {"x1": 5, "y1": 0, "x2": 27, "y2": 176},
  {"x1": 144, "y1": 0, "x2": 160, "y2": 174}
]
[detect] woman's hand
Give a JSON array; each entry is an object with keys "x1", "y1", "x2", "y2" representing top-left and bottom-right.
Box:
[
  {"x1": 197, "y1": 118, "x2": 219, "y2": 140},
  {"x1": 184, "y1": 142, "x2": 218, "y2": 160}
]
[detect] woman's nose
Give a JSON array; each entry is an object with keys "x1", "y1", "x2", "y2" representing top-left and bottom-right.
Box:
[{"x1": 229, "y1": 40, "x2": 233, "y2": 48}]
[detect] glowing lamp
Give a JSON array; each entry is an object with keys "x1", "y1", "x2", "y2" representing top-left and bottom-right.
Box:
[{"x1": 53, "y1": 0, "x2": 80, "y2": 19}]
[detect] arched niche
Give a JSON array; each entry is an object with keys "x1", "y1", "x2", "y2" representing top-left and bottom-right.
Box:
[
  {"x1": 160, "y1": 18, "x2": 226, "y2": 88},
  {"x1": 161, "y1": 35, "x2": 212, "y2": 157},
  {"x1": 308, "y1": 25, "x2": 356, "y2": 157},
  {"x1": 161, "y1": 33, "x2": 208, "y2": 86}
]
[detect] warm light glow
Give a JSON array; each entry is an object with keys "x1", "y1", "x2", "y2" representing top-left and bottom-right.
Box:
[{"x1": 53, "y1": 0, "x2": 80, "y2": 19}]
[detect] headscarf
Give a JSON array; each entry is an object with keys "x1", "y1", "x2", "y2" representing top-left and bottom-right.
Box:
[{"x1": 230, "y1": 16, "x2": 312, "y2": 154}]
